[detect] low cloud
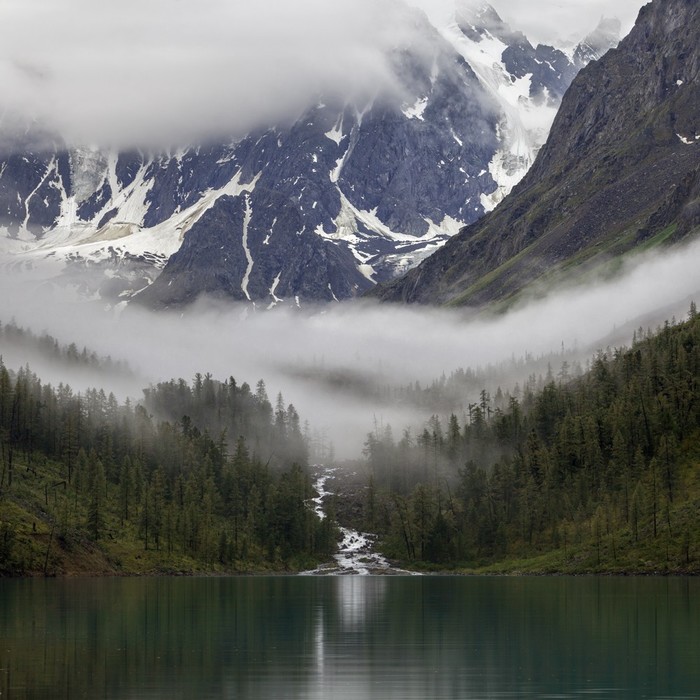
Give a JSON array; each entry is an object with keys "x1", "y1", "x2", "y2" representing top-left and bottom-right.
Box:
[
  {"x1": 491, "y1": 0, "x2": 645, "y2": 45},
  {"x1": 0, "y1": 0, "x2": 415, "y2": 149},
  {"x1": 0, "y1": 0, "x2": 647, "y2": 150},
  {"x1": 1, "y1": 237, "x2": 699, "y2": 458}
]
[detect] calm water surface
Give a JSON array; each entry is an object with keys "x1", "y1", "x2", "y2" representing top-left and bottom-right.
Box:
[{"x1": 1, "y1": 576, "x2": 698, "y2": 699}]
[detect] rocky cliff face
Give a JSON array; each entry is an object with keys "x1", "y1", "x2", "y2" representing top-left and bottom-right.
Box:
[
  {"x1": 371, "y1": 0, "x2": 700, "y2": 307},
  {"x1": 0, "y1": 2, "x2": 617, "y2": 308}
]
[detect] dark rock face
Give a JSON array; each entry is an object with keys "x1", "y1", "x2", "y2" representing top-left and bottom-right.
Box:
[
  {"x1": 502, "y1": 43, "x2": 578, "y2": 103},
  {"x1": 371, "y1": 0, "x2": 700, "y2": 307},
  {"x1": 128, "y1": 19, "x2": 507, "y2": 307},
  {"x1": 115, "y1": 152, "x2": 144, "y2": 189},
  {"x1": 78, "y1": 182, "x2": 112, "y2": 221},
  {"x1": 339, "y1": 49, "x2": 498, "y2": 235},
  {"x1": 0, "y1": 127, "x2": 71, "y2": 237},
  {"x1": 138, "y1": 190, "x2": 372, "y2": 308}
]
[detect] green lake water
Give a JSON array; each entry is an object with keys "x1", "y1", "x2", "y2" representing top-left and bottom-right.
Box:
[{"x1": 0, "y1": 576, "x2": 698, "y2": 699}]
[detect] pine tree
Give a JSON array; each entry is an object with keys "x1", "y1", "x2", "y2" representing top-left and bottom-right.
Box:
[{"x1": 87, "y1": 458, "x2": 106, "y2": 540}]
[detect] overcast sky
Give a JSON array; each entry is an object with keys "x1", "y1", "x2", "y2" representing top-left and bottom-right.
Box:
[{"x1": 0, "y1": 0, "x2": 648, "y2": 148}]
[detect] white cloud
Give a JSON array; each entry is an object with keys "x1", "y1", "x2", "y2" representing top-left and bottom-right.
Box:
[
  {"x1": 0, "y1": 0, "x2": 411, "y2": 148},
  {"x1": 491, "y1": 0, "x2": 645, "y2": 45},
  {"x1": 0, "y1": 0, "x2": 647, "y2": 149}
]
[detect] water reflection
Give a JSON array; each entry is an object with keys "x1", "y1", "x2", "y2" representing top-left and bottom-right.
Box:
[
  {"x1": 336, "y1": 575, "x2": 387, "y2": 626},
  {"x1": 0, "y1": 577, "x2": 698, "y2": 699}
]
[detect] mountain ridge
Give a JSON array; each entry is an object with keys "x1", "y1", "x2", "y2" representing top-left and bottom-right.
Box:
[
  {"x1": 0, "y1": 2, "x2": 618, "y2": 307},
  {"x1": 371, "y1": 0, "x2": 700, "y2": 307}
]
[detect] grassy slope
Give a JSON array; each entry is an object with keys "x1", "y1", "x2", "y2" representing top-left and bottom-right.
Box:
[
  {"x1": 382, "y1": 432, "x2": 700, "y2": 577},
  {"x1": 5, "y1": 438, "x2": 699, "y2": 578},
  {"x1": 0, "y1": 455, "x2": 315, "y2": 577}
]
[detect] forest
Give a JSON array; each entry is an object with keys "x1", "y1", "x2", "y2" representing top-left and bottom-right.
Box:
[
  {"x1": 2, "y1": 305, "x2": 700, "y2": 576},
  {"x1": 359, "y1": 304, "x2": 700, "y2": 573},
  {"x1": 0, "y1": 324, "x2": 335, "y2": 575}
]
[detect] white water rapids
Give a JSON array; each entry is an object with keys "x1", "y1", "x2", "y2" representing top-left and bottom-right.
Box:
[{"x1": 301, "y1": 466, "x2": 420, "y2": 576}]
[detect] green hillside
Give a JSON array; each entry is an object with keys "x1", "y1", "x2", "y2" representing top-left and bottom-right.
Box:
[
  {"x1": 359, "y1": 305, "x2": 700, "y2": 574},
  {"x1": 0, "y1": 359, "x2": 335, "y2": 576}
]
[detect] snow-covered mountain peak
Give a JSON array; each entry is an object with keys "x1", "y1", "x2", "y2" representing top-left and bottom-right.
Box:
[
  {"x1": 454, "y1": 1, "x2": 523, "y2": 46},
  {"x1": 575, "y1": 16, "x2": 622, "y2": 64},
  {"x1": 0, "y1": 0, "x2": 619, "y2": 308}
]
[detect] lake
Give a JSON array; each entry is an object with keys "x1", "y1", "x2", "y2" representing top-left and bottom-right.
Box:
[{"x1": 1, "y1": 576, "x2": 698, "y2": 699}]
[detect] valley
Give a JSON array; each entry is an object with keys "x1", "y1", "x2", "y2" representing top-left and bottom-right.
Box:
[
  {"x1": 4, "y1": 2, "x2": 700, "y2": 699},
  {"x1": 1, "y1": 0, "x2": 699, "y2": 582}
]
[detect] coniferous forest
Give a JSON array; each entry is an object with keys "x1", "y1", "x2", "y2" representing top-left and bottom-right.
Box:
[
  {"x1": 2, "y1": 307, "x2": 700, "y2": 575},
  {"x1": 0, "y1": 327, "x2": 336, "y2": 575},
  {"x1": 359, "y1": 305, "x2": 700, "y2": 573}
]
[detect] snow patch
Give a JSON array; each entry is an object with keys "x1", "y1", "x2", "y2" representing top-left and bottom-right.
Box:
[
  {"x1": 267, "y1": 271, "x2": 283, "y2": 309},
  {"x1": 240, "y1": 194, "x2": 254, "y2": 301},
  {"x1": 440, "y1": 21, "x2": 558, "y2": 202},
  {"x1": 330, "y1": 155, "x2": 346, "y2": 184},
  {"x1": 430, "y1": 55, "x2": 439, "y2": 85},
  {"x1": 436, "y1": 214, "x2": 466, "y2": 235},
  {"x1": 16, "y1": 169, "x2": 261, "y2": 292},
  {"x1": 402, "y1": 96, "x2": 429, "y2": 121},
  {"x1": 22, "y1": 158, "x2": 56, "y2": 232},
  {"x1": 314, "y1": 188, "x2": 460, "y2": 282},
  {"x1": 325, "y1": 115, "x2": 344, "y2": 145}
]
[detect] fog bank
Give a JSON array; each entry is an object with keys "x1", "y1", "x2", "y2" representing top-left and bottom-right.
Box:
[{"x1": 1, "y1": 236, "x2": 698, "y2": 458}]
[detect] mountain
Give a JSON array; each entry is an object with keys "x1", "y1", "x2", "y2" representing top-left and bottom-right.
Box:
[
  {"x1": 371, "y1": 0, "x2": 700, "y2": 307},
  {"x1": 573, "y1": 17, "x2": 622, "y2": 66},
  {"x1": 0, "y1": 2, "x2": 618, "y2": 307}
]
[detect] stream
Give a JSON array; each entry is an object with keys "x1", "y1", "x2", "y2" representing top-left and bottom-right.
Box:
[{"x1": 302, "y1": 466, "x2": 419, "y2": 576}]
